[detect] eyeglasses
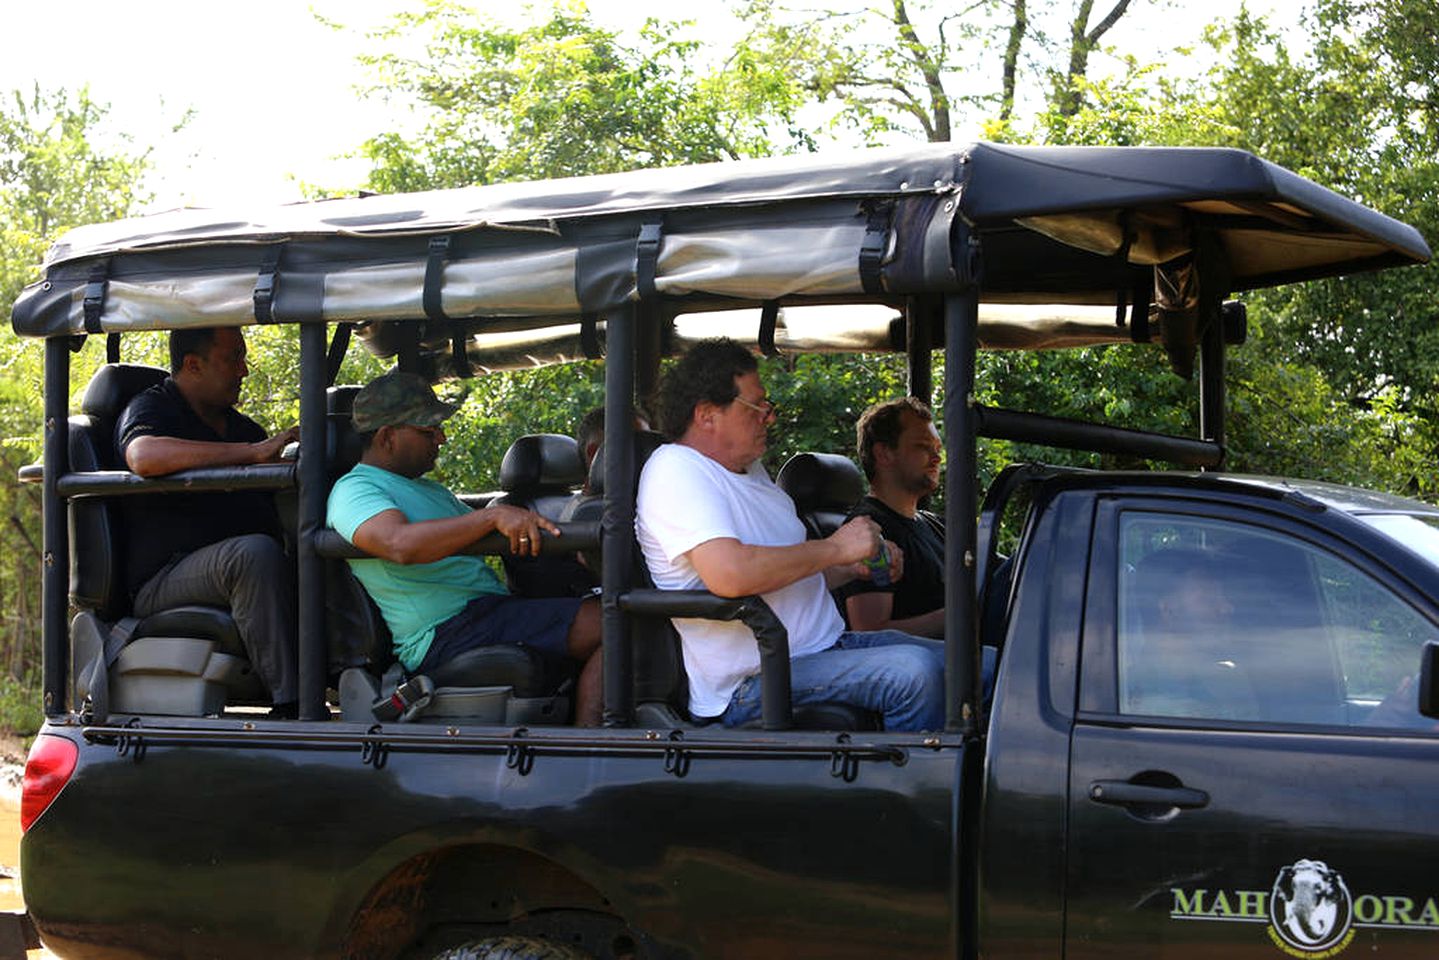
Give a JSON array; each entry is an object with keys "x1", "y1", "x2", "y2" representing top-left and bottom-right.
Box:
[{"x1": 733, "y1": 395, "x2": 778, "y2": 419}]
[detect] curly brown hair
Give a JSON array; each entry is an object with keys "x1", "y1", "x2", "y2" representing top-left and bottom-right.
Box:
[{"x1": 654, "y1": 338, "x2": 758, "y2": 439}]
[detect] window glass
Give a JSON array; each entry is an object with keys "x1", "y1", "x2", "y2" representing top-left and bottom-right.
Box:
[{"x1": 1116, "y1": 513, "x2": 1438, "y2": 730}]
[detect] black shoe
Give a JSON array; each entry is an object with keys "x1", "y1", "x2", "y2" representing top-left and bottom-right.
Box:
[{"x1": 267, "y1": 701, "x2": 299, "y2": 719}]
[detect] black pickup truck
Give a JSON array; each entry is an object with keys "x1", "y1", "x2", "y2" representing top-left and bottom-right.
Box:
[{"x1": 11, "y1": 144, "x2": 1439, "y2": 960}]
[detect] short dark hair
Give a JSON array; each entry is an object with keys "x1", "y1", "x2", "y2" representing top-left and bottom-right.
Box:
[
  {"x1": 169, "y1": 327, "x2": 221, "y2": 373},
  {"x1": 575, "y1": 407, "x2": 606, "y2": 455},
  {"x1": 856, "y1": 397, "x2": 933, "y2": 481},
  {"x1": 654, "y1": 338, "x2": 758, "y2": 439}
]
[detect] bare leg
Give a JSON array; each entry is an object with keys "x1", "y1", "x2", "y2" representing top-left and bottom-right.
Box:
[
  {"x1": 573, "y1": 648, "x2": 604, "y2": 727},
  {"x1": 566, "y1": 599, "x2": 603, "y2": 726}
]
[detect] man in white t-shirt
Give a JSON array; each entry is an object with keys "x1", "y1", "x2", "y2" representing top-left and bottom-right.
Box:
[{"x1": 636, "y1": 338, "x2": 945, "y2": 731}]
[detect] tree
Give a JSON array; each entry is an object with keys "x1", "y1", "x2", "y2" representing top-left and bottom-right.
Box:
[
  {"x1": 0, "y1": 86, "x2": 155, "y2": 684},
  {"x1": 342, "y1": 0, "x2": 815, "y2": 193},
  {"x1": 1132, "y1": 2, "x2": 1439, "y2": 496},
  {"x1": 732, "y1": 0, "x2": 1150, "y2": 145},
  {"x1": 1023, "y1": 2, "x2": 1439, "y2": 496}
]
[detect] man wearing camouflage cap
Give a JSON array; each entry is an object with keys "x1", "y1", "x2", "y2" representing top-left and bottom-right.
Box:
[{"x1": 327, "y1": 371, "x2": 602, "y2": 725}]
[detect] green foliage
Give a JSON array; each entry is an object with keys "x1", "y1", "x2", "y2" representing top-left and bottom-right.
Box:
[
  {"x1": 0, "y1": 88, "x2": 156, "y2": 705},
  {"x1": 0, "y1": 673, "x2": 44, "y2": 739},
  {"x1": 0, "y1": 87, "x2": 152, "y2": 307},
  {"x1": 435, "y1": 361, "x2": 608, "y2": 492},
  {"x1": 348, "y1": 0, "x2": 813, "y2": 193},
  {"x1": 760, "y1": 353, "x2": 910, "y2": 472}
]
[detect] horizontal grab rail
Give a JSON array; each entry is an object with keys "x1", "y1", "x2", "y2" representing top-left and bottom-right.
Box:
[
  {"x1": 312, "y1": 522, "x2": 601, "y2": 559},
  {"x1": 56, "y1": 464, "x2": 298, "y2": 497},
  {"x1": 974, "y1": 404, "x2": 1223, "y2": 468}
]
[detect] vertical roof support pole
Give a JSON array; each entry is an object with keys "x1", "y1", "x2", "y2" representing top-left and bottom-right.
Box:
[
  {"x1": 41, "y1": 337, "x2": 70, "y2": 716},
  {"x1": 906, "y1": 296, "x2": 935, "y2": 404},
  {"x1": 1199, "y1": 319, "x2": 1226, "y2": 457},
  {"x1": 943, "y1": 290, "x2": 980, "y2": 735},
  {"x1": 1197, "y1": 229, "x2": 1229, "y2": 465},
  {"x1": 297, "y1": 321, "x2": 329, "y2": 720},
  {"x1": 636, "y1": 303, "x2": 663, "y2": 406},
  {"x1": 601, "y1": 303, "x2": 636, "y2": 727}
]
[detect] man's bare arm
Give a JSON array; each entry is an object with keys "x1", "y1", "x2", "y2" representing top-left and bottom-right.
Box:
[
  {"x1": 124, "y1": 428, "x2": 298, "y2": 477},
  {"x1": 686, "y1": 516, "x2": 881, "y2": 598},
  {"x1": 845, "y1": 591, "x2": 945, "y2": 637},
  {"x1": 350, "y1": 504, "x2": 558, "y2": 565}
]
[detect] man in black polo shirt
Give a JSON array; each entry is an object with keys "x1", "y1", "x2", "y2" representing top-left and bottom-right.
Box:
[
  {"x1": 835, "y1": 397, "x2": 946, "y2": 637},
  {"x1": 115, "y1": 326, "x2": 300, "y2": 715}
]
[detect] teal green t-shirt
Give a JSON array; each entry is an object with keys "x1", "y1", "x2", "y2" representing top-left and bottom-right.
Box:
[{"x1": 327, "y1": 463, "x2": 507, "y2": 670}]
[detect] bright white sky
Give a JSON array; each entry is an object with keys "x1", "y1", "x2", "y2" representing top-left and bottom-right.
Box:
[{"x1": 0, "y1": 0, "x2": 1290, "y2": 213}]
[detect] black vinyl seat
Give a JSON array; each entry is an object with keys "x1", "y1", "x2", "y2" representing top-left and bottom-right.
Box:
[
  {"x1": 775, "y1": 452, "x2": 865, "y2": 540},
  {"x1": 492, "y1": 434, "x2": 596, "y2": 598},
  {"x1": 326, "y1": 391, "x2": 561, "y2": 724},
  {"x1": 68, "y1": 363, "x2": 267, "y2": 717}
]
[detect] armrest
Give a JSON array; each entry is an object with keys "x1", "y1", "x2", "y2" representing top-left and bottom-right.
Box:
[
  {"x1": 620, "y1": 588, "x2": 793, "y2": 730},
  {"x1": 56, "y1": 464, "x2": 297, "y2": 497},
  {"x1": 313, "y1": 522, "x2": 602, "y2": 560}
]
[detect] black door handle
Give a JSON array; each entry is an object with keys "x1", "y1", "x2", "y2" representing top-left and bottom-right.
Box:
[{"x1": 1089, "y1": 780, "x2": 1209, "y2": 809}]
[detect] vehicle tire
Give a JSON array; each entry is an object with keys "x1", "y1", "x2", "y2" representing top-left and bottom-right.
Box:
[{"x1": 430, "y1": 936, "x2": 594, "y2": 960}]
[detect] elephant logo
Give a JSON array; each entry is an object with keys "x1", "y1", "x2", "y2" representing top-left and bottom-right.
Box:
[{"x1": 1270, "y1": 859, "x2": 1353, "y2": 953}]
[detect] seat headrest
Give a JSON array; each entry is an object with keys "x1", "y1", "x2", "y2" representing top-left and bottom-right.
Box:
[
  {"x1": 776, "y1": 452, "x2": 865, "y2": 510},
  {"x1": 327, "y1": 386, "x2": 365, "y2": 477},
  {"x1": 499, "y1": 434, "x2": 585, "y2": 492},
  {"x1": 588, "y1": 430, "x2": 667, "y2": 497},
  {"x1": 80, "y1": 364, "x2": 168, "y2": 422},
  {"x1": 328, "y1": 385, "x2": 360, "y2": 416}
]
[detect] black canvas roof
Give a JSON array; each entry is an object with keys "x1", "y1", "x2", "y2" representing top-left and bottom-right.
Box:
[{"x1": 12, "y1": 142, "x2": 1430, "y2": 339}]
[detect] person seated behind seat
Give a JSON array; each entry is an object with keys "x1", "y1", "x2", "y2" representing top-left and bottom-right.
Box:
[
  {"x1": 117, "y1": 326, "x2": 300, "y2": 717},
  {"x1": 575, "y1": 404, "x2": 652, "y2": 493},
  {"x1": 835, "y1": 397, "x2": 945, "y2": 637},
  {"x1": 327, "y1": 371, "x2": 603, "y2": 726},
  {"x1": 635, "y1": 337, "x2": 947, "y2": 732}
]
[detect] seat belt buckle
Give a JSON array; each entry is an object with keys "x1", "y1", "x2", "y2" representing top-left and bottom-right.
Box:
[{"x1": 372, "y1": 674, "x2": 434, "y2": 722}]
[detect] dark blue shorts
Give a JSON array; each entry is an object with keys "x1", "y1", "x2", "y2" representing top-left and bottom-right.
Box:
[{"x1": 418, "y1": 593, "x2": 585, "y2": 675}]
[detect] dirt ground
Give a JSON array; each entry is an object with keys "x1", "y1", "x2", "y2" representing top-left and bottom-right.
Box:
[{"x1": 0, "y1": 732, "x2": 60, "y2": 958}]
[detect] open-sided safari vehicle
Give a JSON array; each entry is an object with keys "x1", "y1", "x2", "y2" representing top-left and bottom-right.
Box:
[{"x1": 11, "y1": 144, "x2": 1439, "y2": 960}]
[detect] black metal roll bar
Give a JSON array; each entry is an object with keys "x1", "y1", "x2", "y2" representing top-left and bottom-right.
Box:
[{"x1": 973, "y1": 406, "x2": 1224, "y2": 468}]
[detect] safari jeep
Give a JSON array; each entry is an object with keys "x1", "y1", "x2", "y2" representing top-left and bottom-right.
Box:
[{"x1": 9, "y1": 143, "x2": 1439, "y2": 960}]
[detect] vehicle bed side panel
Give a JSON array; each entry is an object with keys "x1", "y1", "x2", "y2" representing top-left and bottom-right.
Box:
[{"x1": 23, "y1": 728, "x2": 963, "y2": 960}]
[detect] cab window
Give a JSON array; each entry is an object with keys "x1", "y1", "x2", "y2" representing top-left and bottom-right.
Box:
[{"x1": 1116, "y1": 512, "x2": 1439, "y2": 731}]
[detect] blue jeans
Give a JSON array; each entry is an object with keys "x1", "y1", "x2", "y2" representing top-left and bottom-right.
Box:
[{"x1": 720, "y1": 630, "x2": 947, "y2": 731}]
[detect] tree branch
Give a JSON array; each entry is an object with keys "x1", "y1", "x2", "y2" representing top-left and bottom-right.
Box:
[
  {"x1": 892, "y1": 0, "x2": 950, "y2": 140},
  {"x1": 1087, "y1": 0, "x2": 1134, "y2": 44},
  {"x1": 1000, "y1": 0, "x2": 1028, "y2": 122}
]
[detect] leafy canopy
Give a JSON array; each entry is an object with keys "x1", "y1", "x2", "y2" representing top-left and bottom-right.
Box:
[{"x1": 350, "y1": 0, "x2": 814, "y2": 193}]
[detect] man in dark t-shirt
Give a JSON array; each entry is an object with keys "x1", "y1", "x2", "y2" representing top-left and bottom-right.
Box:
[
  {"x1": 115, "y1": 327, "x2": 300, "y2": 714},
  {"x1": 834, "y1": 398, "x2": 946, "y2": 637}
]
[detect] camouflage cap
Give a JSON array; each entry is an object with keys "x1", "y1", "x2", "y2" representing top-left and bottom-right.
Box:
[{"x1": 351, "y1": 371, "x2": 458, "y2": 432}]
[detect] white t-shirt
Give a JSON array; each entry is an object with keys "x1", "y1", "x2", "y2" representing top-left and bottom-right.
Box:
[{"x1": 636, "y1": 443, "x2": 844, "y2": 717}]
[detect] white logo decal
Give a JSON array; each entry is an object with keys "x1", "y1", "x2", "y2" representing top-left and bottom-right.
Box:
[
  {"x1": 1269, "y1": 859, "x2": 1354, "y2": 957},
  {"x1": 1168, "y1": 858, "x2": 1439, "y2": 956}
]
